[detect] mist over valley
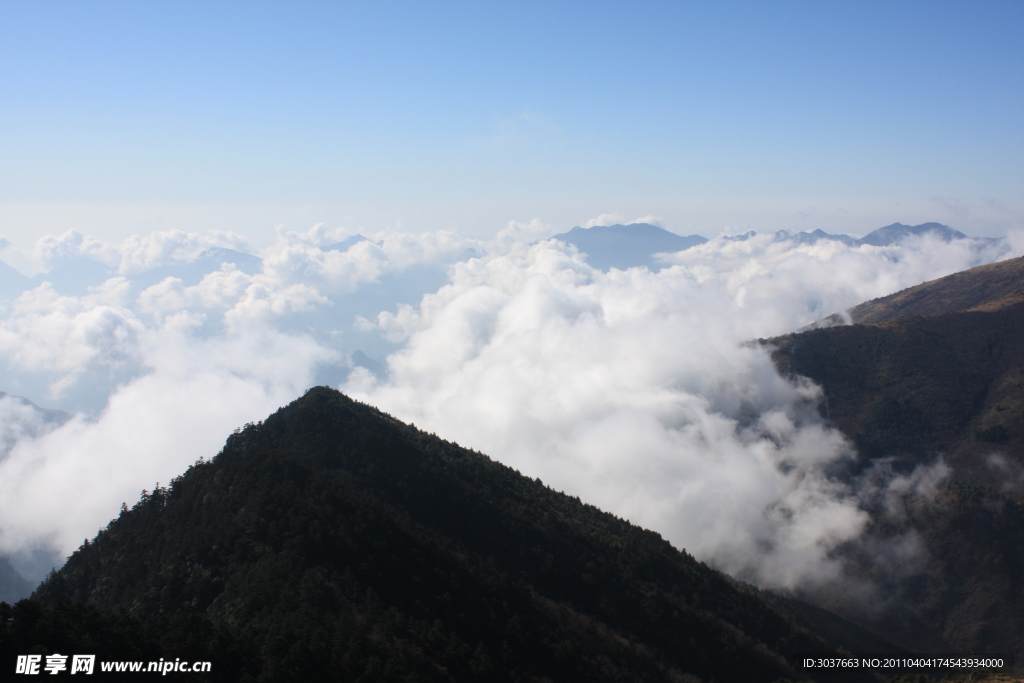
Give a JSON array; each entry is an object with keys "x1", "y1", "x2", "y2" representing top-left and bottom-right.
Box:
[
  {"x1": 4, "y1": 3, "x2": 1024, "y2": 677},
  {"x1": 1, "y1": 220, "x2": 1023, "y2": 678}
]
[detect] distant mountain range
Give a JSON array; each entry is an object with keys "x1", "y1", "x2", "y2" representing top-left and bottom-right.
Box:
[
  {"x1": 322, "y1": 233, "x2": 372, "y2": 252},
  {"x1": 0, "y1": 248, "x2": 263, "y2": 300},
  {"x1": 747, "y1": 222, "x2": 970, "y2": 248},
  {"x1": 550, "y1": 221, "x2": 994, "y2": 272},
  {"x1": 855, "y1": 221, "x2": 967, "y2": 246},
  {"x1": 0, "y1": 260, "x2": 30, "y2": 299},
  {"x1": 548, "y1": 223, "x2": 708, "y2": 270},
  {"x1": 0, "y1": 222, "x2": 996, "y2": 295}
]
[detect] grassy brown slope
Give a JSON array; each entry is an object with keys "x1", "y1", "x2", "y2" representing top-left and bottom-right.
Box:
[{"x1": 847, "y1": 255, "x2": 1024, "y2": 324}]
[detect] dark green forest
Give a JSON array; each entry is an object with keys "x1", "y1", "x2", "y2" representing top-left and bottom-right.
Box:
[{"x1": 6, "y1": 388, "x2": 877, "y2": 682}]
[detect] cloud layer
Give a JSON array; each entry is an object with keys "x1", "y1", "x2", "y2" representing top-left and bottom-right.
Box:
[
  {"x1": 345, "y1": 232, "x2": 1015, "y2": 588},
  {"x1": 0, "y1": 222, "x2": 1019, "y2": 588}
]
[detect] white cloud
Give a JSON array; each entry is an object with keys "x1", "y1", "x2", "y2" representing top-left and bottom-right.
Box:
[
  {"x1": 115, "y1": 229, "x2": 249, "y2": 274},
  {"x1": 630, "y1": 215, "x2": 664, "y2": 227},
  {"x1": 491, "y1": 218, "x2": 554, "y2": 251},
  {"x1": 344, "y1": 240, "x2": 876, "y2": 588},
  {"x1": 582, "y1": 214, "x2": 666, "y2": 229},
  {"x1": 344, "y1": 233, "x2": 1024, "y2": 590},
  {"x1": 1, "y1": 222, "x2": 1022, "y2": 591},
  {"x1": 0, "y1": 395, "x2": 65, "y2": 461},
  {"x1": 583, "y1": 213, "x2": 626, "y2": 228},
  {"x1": 32, "y1": 230, "x2": 120, "y2": 270},
  {"x1": 0, "y1": 327, "x2": 332, "y2": 561},
  {"x1": 28, "y1": 229, "x2": 250, "y2": 275},
  {"x1": 0, "y1": 280, "x2": 143, "y2": 396},
  {"x1": 255, "y1": 226, "x2": 478, "y2": 297}
]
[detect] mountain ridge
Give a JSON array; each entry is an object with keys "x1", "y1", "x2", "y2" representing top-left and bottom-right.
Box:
[
  {"x1": 765, "y1": 258, "x2": 1024, "y2": 660},
  {"x1": 846, "y1": 255, "x2": 1024, "y2": 324},
  {"x1": 29, "y1": 387, "x2": 875, "y2": 682},
  {"x1": 857, "y1": 222, "x2": 967, "y2": 247}
]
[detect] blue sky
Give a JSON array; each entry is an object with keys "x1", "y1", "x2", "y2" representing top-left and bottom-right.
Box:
[{"x1": 2, "y1": 0, "x2": 1023, "y2": 246}]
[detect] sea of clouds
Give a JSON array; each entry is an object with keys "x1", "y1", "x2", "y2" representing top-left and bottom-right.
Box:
[{"x1": 0, "y1": 219, "x2": 1020, "y2": 592}]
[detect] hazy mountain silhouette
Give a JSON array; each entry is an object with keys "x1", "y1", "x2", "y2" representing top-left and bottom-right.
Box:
[
  {"x1": 26, "y1": 257, "x2": 112, "y2": 297},
  {"x1": 0, "y1": 558, "x2": 32, "y2": 605},
  {"x1": 322, "y1": 234, "x2": 371, "y2": 252},
  {"x1": 129, "y1": 248, "x2": 263, "y2": 291},
  {"x1": 728, "y1": 222, "x2": 974, "y2": 250},
  {"x1": 0, "y1": 393, "x2": 73, "y2": 599},
  {"x1": 350, "y1": 350, "x2": 387, "y2": 380},
  {"x1": 7, "y1": 248, "x2": 264, "y2": 299},
  {"x1": 723, "y1": 230, "x2": 758, "y2": 241},
  {"x1": 776, "y1": 229, "x2": 858, "y2": 246},
  {"x1": 549, "y1": 223, "x2": 708, "y2": 270},
  {"x1": 857, "y1": 222, "x2": 967, "y2": 247},
  {"x1": 0, "y1": 260, "x2": 29, "y2": 300},
  {"x1": 0, "y1": 392, "x2": 72, "y2": 441}
]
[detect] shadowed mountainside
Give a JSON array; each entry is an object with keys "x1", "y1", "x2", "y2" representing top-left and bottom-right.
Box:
[
  {"x1": 767, "y1": 257, "x2": 1024, "y2": 660},
  {"x1": 25, "y1": 387, "x2": 878, "y2": 683},
  {"x1": 771, "y1": 257, "x2": 1024, "y2": 475}
]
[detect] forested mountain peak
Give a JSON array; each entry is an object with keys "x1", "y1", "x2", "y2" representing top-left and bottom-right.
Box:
[{"x1": 27, "y1": 387, "x2": 870, "y2": 682}]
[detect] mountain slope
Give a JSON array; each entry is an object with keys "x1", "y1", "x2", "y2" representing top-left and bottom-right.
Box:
[
  {"x1": 846, "y1": 255, "x2": 1024, "y2": 324},
  {"x1": 766, "y1": 265, "x2": 1024, "y2": 659},
  {"x1": 772, "y1": 304, "x2": 1024, "y2": 471},
  {"x1": 771, "y1": 260, "x2": 1024, "y2": 472},
  {"x1": 32, "y1": 387, "x2": 868, "y2": 683}
]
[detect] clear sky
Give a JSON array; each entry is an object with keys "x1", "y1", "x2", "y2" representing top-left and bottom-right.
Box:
[{"x1": 2, "y1": 0, "x2": 1023, "y2": 246}]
